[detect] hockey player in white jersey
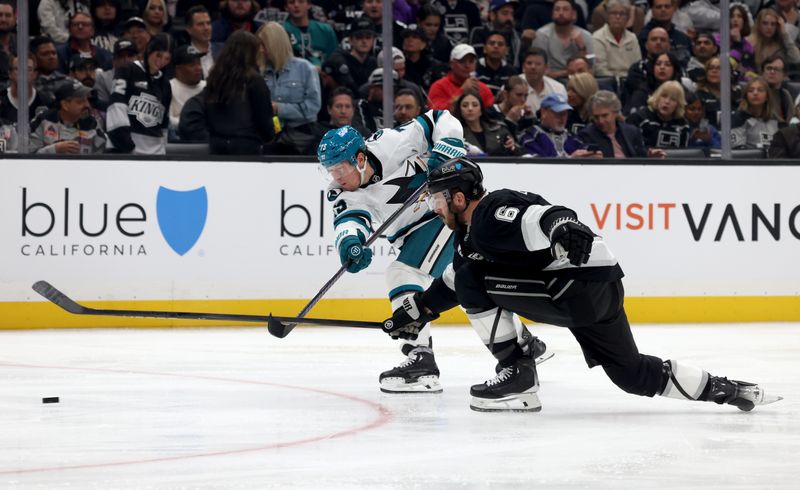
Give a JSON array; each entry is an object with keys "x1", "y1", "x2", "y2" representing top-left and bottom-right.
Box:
[{"x1": 317, "y1": 111, "x2": 546, "y2": 393}]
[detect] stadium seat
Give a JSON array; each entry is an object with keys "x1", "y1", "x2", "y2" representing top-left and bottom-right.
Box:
[
  {"x1": 664, "y1": 148, "x2": 707, "y2": 159},
  {"x1": 166, "y1": 143, "x2": 210, "y2": 156}
]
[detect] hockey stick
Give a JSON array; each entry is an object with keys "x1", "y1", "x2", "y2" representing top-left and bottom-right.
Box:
[
  {"x1": 268, "y1": 180, "x2": 431, "y2": 339},
  {"x1": 31, "y1": 280, "x2": 384, "y2": 329}
]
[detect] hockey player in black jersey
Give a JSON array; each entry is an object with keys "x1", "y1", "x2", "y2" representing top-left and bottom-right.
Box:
[
  {"x1": 106, "y1": 33, "x2": 173, "y2": 155},
  {"x1": 383, "y1": 158, "x2": 782, "y2": 413}
]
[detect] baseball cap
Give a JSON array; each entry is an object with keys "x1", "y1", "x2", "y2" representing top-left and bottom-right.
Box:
[
  {"x1": 367, "y1": 68, "x2": 399, "y2": 86},
  {"x1": 69, "y1": 54, "x2": 97, "y2": 71},
  {"x1": 122, "y1": 16, "x2": 147, "y2": 31},
  {"x1": 173, "y1": 44, "x2": 203, "y2": 65},
  {"x1": 377, "y1": 47, "x2": 405, "y2": 64},
  {"x1": 349, "y1": 17, "x2": 376, "y2": 37},
  {"x1": 55, "y1": 80, "x2": 93, "y2": 101},
  {"x1": 400, "y1": 27, "x2": 426, "y2": 41},
  {"x1": 540, "y1": 93, "x2": 572, "y2": 112},
  {"x1": 113, "y1": 39, "x2": 138, "y2": 56},
  {"x1": 490, "y1": 0, "x2": 519, "y2": 11},
  {"x1": 450, "y1": 44, "x2": 477, "y2": 61}
]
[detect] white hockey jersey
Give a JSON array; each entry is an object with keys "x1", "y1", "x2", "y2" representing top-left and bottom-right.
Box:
[{"x1": 329, "y1": 109, "x2": 464, "y2": 250}]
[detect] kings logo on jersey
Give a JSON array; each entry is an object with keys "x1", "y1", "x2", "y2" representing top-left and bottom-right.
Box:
[{"x1": 129, "y1": 93, "x2": 165, "y2": 128}]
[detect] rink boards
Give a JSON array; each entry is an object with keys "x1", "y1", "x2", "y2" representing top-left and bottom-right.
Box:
[{"x1": 1, "y1": 158, "x2": 799, "y2": 328}]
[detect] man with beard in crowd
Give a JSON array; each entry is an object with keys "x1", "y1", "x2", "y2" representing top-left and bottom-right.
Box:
[
  {"x1": 31, "y1": 36, "x2": 69, "y2": 102},
  {"x1": 532, "y1": 0, "x2": 593, "y2": 80},
  {"x1": 56, "y1": 11, "x2": 113, "y2": 74},
  {"x1": 30, "y1": 80, "x2": 106, "y2": 154},
  {"x1": 623, "y1": 27, "x2": 669, "y2": 105},
  {"x1": 470, "y1": 0, "x2": 536, "y2": 68},
  {"x1": 0, "y1": 0, "x2": 16, "y2": 90},
  {"x1": 212, "y1": 0, "x2": 262, "y2": 43}
]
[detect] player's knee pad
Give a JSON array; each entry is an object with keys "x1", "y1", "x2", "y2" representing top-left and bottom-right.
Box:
[
  {"x1": 659, "y1": 360, "x2": 710, "y2": 401},
  {"x1": 602, "y1": 354, "x2": 664, "y2": 397},
  {"x1": 386, "y1": 261, "x2": 432, "y2": 308}
]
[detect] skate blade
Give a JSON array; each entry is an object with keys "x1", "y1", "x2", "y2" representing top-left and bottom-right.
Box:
[
  {"x1": 470, "y1": 392, "x2": 542, "y2": 413},
  {"x1": 380, "y1": 375, "x2": 443, "y2": 394},
  {"x1": 535, "y1": 352, "x2": 555, "y2": 365}
]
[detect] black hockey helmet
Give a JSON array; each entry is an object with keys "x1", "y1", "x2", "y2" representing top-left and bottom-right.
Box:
[{"x1": 427, "y1": 157, "x2": 485, "y2": 200}]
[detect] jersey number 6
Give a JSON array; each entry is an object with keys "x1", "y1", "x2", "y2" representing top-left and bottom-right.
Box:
[{"x1": 494, "y1": 206, "x2": 519, "y2": 222}]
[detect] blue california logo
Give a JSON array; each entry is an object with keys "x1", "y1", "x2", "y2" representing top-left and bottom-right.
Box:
[{"x1": 156, "y1": 186, "x2": 208, "y2": 256}]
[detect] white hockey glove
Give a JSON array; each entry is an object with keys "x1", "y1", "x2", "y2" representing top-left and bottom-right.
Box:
[{"x1": 382, "y1": 292, "x2": 439, "y2": 340}]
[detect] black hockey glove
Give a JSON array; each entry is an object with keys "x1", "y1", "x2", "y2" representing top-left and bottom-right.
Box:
[
  {"x1": 382, "y1": 292, "x2": 439, "y2": 340},
  {"x1": 549, "y1": 218, "x2": 594, "y2": 266}
]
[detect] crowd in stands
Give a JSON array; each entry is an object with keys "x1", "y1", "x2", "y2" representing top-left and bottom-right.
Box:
[{"x1": 1, "y1": 0, "x2": 800, "y2": 157}]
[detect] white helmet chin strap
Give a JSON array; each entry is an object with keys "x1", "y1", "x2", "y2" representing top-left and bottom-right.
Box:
[{"x1": 356, "y1": 156, "x2": 369, "y2": 185}]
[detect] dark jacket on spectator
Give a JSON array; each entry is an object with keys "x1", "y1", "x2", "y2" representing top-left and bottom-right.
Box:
[
  {"x1": 463, "y1": 119, "x2": 521, "y2": 156},
  {"x1": 767, "y1": 126, "x2": 800, "y2": 158},
  {"x1": 578, "y1": 121, "x2": 649, "y2": 158},
  {"x1": 0, "y1": 88, "x2": 53, "y2": 124},
  {"x1": 211, "y1": 16, "x2": 262, "y2": 44},
  {"x1": 637, "y1": 20, "x2": 692, "y2": 67},
  {"x1": 206, "y1": 76, "x2": 274, "y2": 154},
  {"x1": 404, "y1": 53, "x2": 448, "y2": 92},
  {"x1": 56, "y1": 41, "x2": 113, "y2": 74},
  {"x1": 322, "y1": 49, "x2": 377, "y2": 94},
  {"x1": 626, "y1": 108, "x2": 690, "y2": 148},
  {"x1": 177, "y1": 90, "x2": 208, "y2": 142}
]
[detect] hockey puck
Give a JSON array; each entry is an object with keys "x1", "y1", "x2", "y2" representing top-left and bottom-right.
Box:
[{"x1": 42, "y1": 397, "x2": 59, "y2": 404}]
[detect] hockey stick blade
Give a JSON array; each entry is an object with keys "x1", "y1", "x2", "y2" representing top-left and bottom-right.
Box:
[{"x1": 32, "y1": 281, "x2": 384, "y2": 329}]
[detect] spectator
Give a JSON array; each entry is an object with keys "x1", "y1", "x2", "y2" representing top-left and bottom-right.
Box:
[
  {"x1": 643, "y1": 0, "x2": 694, "y2": 35},
  {"x1": 591, "y1": 0, "x2": 645, "y2": 34},
  {"x1": 176, "y1": 89, "x2": 208, "y2": 142},
  {"x1": 0, "y1": 0, "x2": 16, "y2": 57},
  {"x1": 95, "y1": 38, "x2": 138, "y2": 110},
  {"x1": 532, "y1": 0, "x2": 594, "y2": 79},
  {"x1": 141, "y1": 0, "x2": 169, "y2": 36},
  {"x1": 67, "y1": 55, "x2": 103, "y2": 124},
  {"x1": 38, "y1": 0, "x2": 90, "y2": 44},
  {"x1": 355, "y1": 67, "x2": 392, "y2": 132},
  {"x1": 452, "y1": 90, "x2": 520, "y2": 156},
  {"x1": 349, "y1": 0, "x2": 405, "y2": 55},
  {"x1": 258, "y1": 21, "x2": 321, "y2": 132},
  {"x1": 469, "y1": 0, "x2": 532, "y2": 67},
  {"x1": 416, "y1": 3, "x2": 453, "y2": 64},
  {"x1": 31, "y1": 36, "x2": 69, "y2": 102},
  {"x1": 433, "y1": 0, "x2": 482, "y2": 46},
  {"x1": 624, "y1": 51, "x2": 683, "y2": 115},
  {"x1": 520, "y1": 47, "x2": 567, "y2": 112},
  {"x1": 30, "y1": 80, "x2": 106, "y2": 153},
  {"x1": 767, "y1": 102, "x2": 800, "y2": 157},
  {"x1": 521, "y1": 0, "x2": 589, "y2": 32},
  {"x1": 519, "y1": 92, "x2": 597, "y2": 157},
  {"x1": 211, "y1": 0, "x2": 262, "y2": 44},
  {"x1": 321, "y1": 18, "x2": 377, "y2": 93},
  {"x1": 638, "y1": 0, "x2": 692, "y2": 68},
  {"x1": 578, "y1": 90, "x2": 666, "y2": 157},
  {"x1": 566, "y1": 71, "x2": 598, "y2": 134},
  {"x1": 400, "y1": 27, "x2": 448, "y2": 92},
  {"x1": 684, "y1": 91, "x2": 721, "y2": 150},
  {"x1": 748, "y1": 8, "x2": 800, "y2": 68},
  {"x1": 56, "y1": 12, "x2": 114, "y2": 74},
  {"x1": 565, "y1": 54, "x2": 592, "y2": 75},
  {"x1": 169, "y1": 45, "x2": 205, "y2": 134},
  {"x1": 91, "y1": 0, "x2": 121, "y2": 52},
  {"x1": 731, "y1": 77, "x2": 782, "y2": 149},
  {"x1": 205, "y1": 30, "x2": 274, "y2": 154},
  {"x1": 626, "y1": 80, "x2": 690, "y2": 149},
  {"x1": 761, "y1": 54, "x2": 794, "y2": 122},
  {"x1": 323, "y1": 86, "x2": 367, "y2": 132},
  {"x1": 428, "y1": 44, "x2": 495, "y2": 111},
  {"x1": 719, "y1": 3, "x2": 757, "y2": 82},
  {"x1": 106, "y1": 33, "x2": 173, "y2": 154},
  {"x1": 592, "y1": 0, "x2": 642, "y2": 78},
  {"x1": 489, "y1": 74, "x2": 535, "y2": 135},
  {"x1": 681, "y1": 0, "x2": 720, "y2": 33},
  {"x1": 184, "y1": 6, "x2": 220, "y2": 79},
  {"x1": 695, "y1": 56, "x2": 742, "y2": 127},
  {"x1": 686, "y1": 32, "x2": 718, "y2": 82},
  {"x1": 623, "y1": 27, "x2": 670, "y2": 103},
  {"x1": 773, "y1": 0, "x2": 800, "y2": 40},
  {"x1": 283, "y1": 0, "x2": 337, "y2": 67},
  {"x1": 475, "y1": 32, "x2": 517, "y2": 95},
  {"x1": 394, "y1": 87, "x2": 423, "y2": 125},
  {"x1": 376, "y1": 46, "x2": 426, "y2": 108},
  {"x1": 0, "y1": 118, "x2": 16, "y2": 152},
  {"x1": 0, "y1": 55, "x2": 53, "y2": 124},
  {"x1": 121, "y1": 16, "x2": 151, "y2": 58}
]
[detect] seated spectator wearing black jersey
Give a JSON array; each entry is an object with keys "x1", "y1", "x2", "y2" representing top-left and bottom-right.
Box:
[
  {"x1": 684, "y1": 91, "x2": 721, "y2": 150},
  {"x1": 106, "y1": 33, "x2": 173, "y2": 154},
  {"x1": 731, "y1": 77, "x2": 783, "y2": 150},
  {"x1": 31, "y1": 36, "x2": 68, "y2": 102},
  {"x1": 91, "y1": 0, "x2": 121, "y2": 52},
  {"x1": 624, "y1": 51, "x2": 683, "y2": 116},
  {"x1": 566, "y1": 71, "x2": 598, "y2": 135},
  {"x1": 579, "y1": 90, "x2": 666, "y2": 158},
  {"x1": 694, "y1": 56, "x2": 741, "y2": 127},
  {"x1": 453, "y1": 90, "x2": 520, "y2": 157},
  {"x1": 0, "y1": 54, "x2": 53, "y2": 125},
  {"x1": 400, "y1": 27, "x2": 448, "y2": 92},
  {"x1": 205, "y1": 30, "x2": 274, "y2": 155},
  {"x1": 626, "y1": 80, "x2": 690, "y2": 149},
  {"x1": 488, "y1": 75, "x2": 535, "y2": 136},
  {"x1": 475, "y1": 31, "x2": 518, "y2": 96}
]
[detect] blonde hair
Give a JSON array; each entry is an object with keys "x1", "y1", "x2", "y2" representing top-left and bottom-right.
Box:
[
  {"x1": 567, "y1": 72, "x2": 599, "y2": 119},
  {"x1": 647, "y1": 80, "x2": 686, "y2": 119},
  {"x1": 257, "y1": 21, "x2": 294, "y2": 72},
  {"x1": 142, "y1": 0, "x2": 168, "y2": 29},
  {"x1": 739, "y1": 77, "x2": 781, "y2": 121},
  {"x1": 750, "y1": 9, "x2": 784, "y2": 67}
]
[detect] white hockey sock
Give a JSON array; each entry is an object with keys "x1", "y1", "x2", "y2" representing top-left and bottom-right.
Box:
[{"x1": 660, "y1": 360, "x2": 710, "y2": 401}]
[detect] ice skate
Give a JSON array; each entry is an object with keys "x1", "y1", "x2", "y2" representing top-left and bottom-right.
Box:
[
  {"x1": 379, "y1": 346, "x2": 442, "y2": 394},
  {"x1": 471, "y1": 357, "x2": 541, "y2": 412},
  {"x1": 706, "y1": 376, "x2": 783, "y2": 412}
]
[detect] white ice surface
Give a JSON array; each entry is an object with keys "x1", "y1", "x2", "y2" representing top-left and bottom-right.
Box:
[{"x1": 1, "y1": 323, "x2": 798, "y2": 489}]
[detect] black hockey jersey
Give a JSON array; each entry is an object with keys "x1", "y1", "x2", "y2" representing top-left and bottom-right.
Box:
[
  {"x1": 626, "y1": 108, "x2": 689, "y2": 149},
  {"x1": 456, "y1": 189, "x2": 623, "y2": 282},
  {"x1": 106, "y1": 60, "x2": 172, "y2": 155}
]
